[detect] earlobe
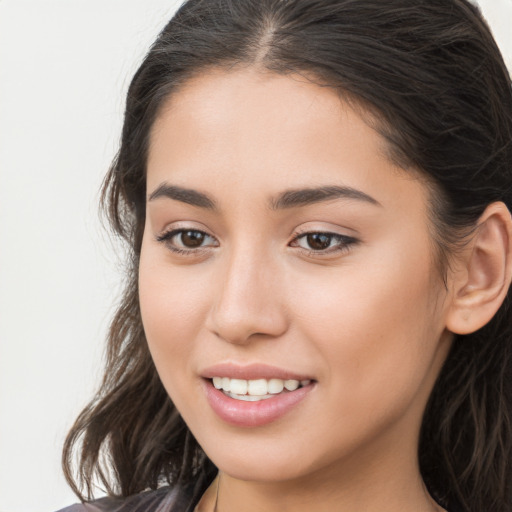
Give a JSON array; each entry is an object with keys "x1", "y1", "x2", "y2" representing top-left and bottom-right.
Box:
[{"x1": 446, "y1": 202, "x2": 512, "y2": 335}]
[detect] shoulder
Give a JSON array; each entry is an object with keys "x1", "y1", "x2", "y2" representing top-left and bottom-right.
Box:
[
  {"x1": 55, "y1": 470, "x2": 216, "y2": 512},
  {"x1": 56, "y1": 505, "x2": 102, "y2": 512},
  {"x1": 55, "y1": 504, "x2": 103, "y2": 512},
  {"x1": 55, "y1": 487, "x2": 184, "y2": 512}
]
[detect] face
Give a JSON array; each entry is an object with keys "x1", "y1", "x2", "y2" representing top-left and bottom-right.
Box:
[{"x1": 139, "y1": 69, "x2": 454, "y2": 484}]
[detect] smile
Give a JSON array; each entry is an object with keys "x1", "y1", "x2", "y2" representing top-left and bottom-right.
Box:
[
  {"x1": 204, "y1": 376, "x2": 315, "y2": 427},
  {"x1": 212, "y1": 377, "x2": 312, "y2": 401}
]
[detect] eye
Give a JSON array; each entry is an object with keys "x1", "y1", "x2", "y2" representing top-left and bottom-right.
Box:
[
  {"x1": 291, "y1": 232, "x2": 357, "y2": 254},
  {"x1": 156, "y1": 228, "x2": 218, "y2": 253}
]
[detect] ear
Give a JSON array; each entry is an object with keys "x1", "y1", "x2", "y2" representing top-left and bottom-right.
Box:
[{"x1": 446, "y1": 202, "x2": 512, "y2": 335}]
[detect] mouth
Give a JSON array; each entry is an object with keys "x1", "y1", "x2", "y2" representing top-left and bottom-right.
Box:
[
  {"x1": 211, "y1": 377, "x2": 312, "y2": 402},
  {"x1": 201, "y1": 365, "x2": 316, "y2": 427}
]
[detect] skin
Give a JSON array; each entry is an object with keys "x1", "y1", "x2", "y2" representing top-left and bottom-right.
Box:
[{"x1": 139, "y1": 69, "x2": 455, "y2": 512}]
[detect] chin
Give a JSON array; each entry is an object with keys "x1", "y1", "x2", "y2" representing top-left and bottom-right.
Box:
[
  {"x1": 216, "y1": 460, "x2": 305, "y2": 483},
  {"x1": 201, "y1": 439, "x2": 322, "y2": 483}
]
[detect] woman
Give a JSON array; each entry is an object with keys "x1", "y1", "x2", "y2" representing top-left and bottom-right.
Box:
[{"x1": 59, "y1": 1, "x2": 512, "y2": 511}]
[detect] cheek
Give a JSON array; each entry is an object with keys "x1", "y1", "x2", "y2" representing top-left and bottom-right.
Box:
[
  {"x1": 290, "y1": 242, "x2": 444, "y2": 422},
  {"x1": 138, "y1": 245, "x2": 211, "y2": 390}
]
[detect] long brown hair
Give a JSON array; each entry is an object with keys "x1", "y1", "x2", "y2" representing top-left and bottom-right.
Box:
[{"x1": 63, "y1": 1, "x2": 512, "y2": 510}]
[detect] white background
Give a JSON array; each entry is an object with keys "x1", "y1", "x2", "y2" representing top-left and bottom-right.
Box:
[{"x1": 0, "y1": 1, "x2": 511, "y2": 511}]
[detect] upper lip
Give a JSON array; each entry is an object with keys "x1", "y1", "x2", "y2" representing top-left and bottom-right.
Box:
[{"x1": 200, "y1": 363, "x2": 314, "y2": 381}]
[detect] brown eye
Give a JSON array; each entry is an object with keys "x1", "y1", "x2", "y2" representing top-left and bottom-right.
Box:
[
  {"x1": 156, "y1": 228, "x2": 218, "y2": 253},
  {"x1": 306, "y1": 233, "x2": 332, "y2": 250},
  {"x1": 180, "y1": 230, "x2": 206, "y2": 247},
  {"x1": 291, "y1": 231, "x2": 358, "y2": 255}
]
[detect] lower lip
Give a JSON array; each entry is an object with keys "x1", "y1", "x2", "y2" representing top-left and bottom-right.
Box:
[{"x1": 203, "y1": 379, "x2": 314, "y2": 427}]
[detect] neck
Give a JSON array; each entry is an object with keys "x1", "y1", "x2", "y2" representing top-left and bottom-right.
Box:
[
  {"x1": 214, "y1": 469, "x2": 443, "y2": 512},
  {"x1": 203, "y1": 444, "x2": 446, "y2": 512}
]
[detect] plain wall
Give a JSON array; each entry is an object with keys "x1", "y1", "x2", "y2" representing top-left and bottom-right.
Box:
[{"x1": 0, "y1": 1, "x2": 511, "y2": 511}]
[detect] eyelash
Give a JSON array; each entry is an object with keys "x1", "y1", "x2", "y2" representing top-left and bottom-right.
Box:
[
  {"x1": 156, "y1": 229, "x2": 218, "y2": 256},
  {"x1": 156, "y1": 229, "x2": 358, "y2": 257},
  {"x1": 290, "y1": 232, "x2": 358, "y2": 256}
]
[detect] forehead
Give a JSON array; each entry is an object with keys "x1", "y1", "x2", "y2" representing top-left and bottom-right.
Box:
[
  {"x1": 151, "y1": 68, "x2": 397, "y2": 159},
  {"x1": 147, "y1": 68, "x2": 428, "y2": 215},
  {"x1": 149, "y1": 69, "x2": 357, "y2": 164}
]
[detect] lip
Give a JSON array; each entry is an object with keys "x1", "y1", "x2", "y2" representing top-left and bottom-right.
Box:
[
  {"x1": 200, "y1": 362, "x2": 314, "y2": 381},
  {"x1": 203, "y1": 380, "x2": 314, "y2": 427}
]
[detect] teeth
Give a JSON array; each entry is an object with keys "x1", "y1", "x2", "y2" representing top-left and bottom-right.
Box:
[
  {"x1": 268, "y1": 378, "x2": 284, "y2": 394},
  {"x1": 230, "y1": 379, "x2": 248, "y2": 395},
  {"x1": 284, "y1": 379, "x2": 299, "y2": 391},
  {"x1": 211, "y1": 377, "x2": 311, "y2": 397},
  {"x1": 221, "y1": 377, "x2": 231, "y2": 392},
  {"x1": 248, "y1": 379, "x2": 267, "y2": 396},
  {"x1": 225, "y1": 391, "x2": 274, "y2": 401}
]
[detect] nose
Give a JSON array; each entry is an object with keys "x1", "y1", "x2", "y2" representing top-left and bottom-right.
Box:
[{"x1": 206, "y1": 247, "x2": 289, "y2": 345}]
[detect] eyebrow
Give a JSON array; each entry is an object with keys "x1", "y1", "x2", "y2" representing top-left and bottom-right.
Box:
[
  {"x1": 147, "y1": 183, "x2": 380, "y2": 211},
  {"x1": 271, "y1": 185, "x2": 381, "y2": 209},
  {"x1": 148, "y1": 183, "x2": 216, "y2": 209}
]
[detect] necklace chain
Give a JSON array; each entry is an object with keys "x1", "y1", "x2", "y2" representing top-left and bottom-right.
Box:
[{"x1": 213, "y1": 472, "x2": 220, "y2": 512}]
